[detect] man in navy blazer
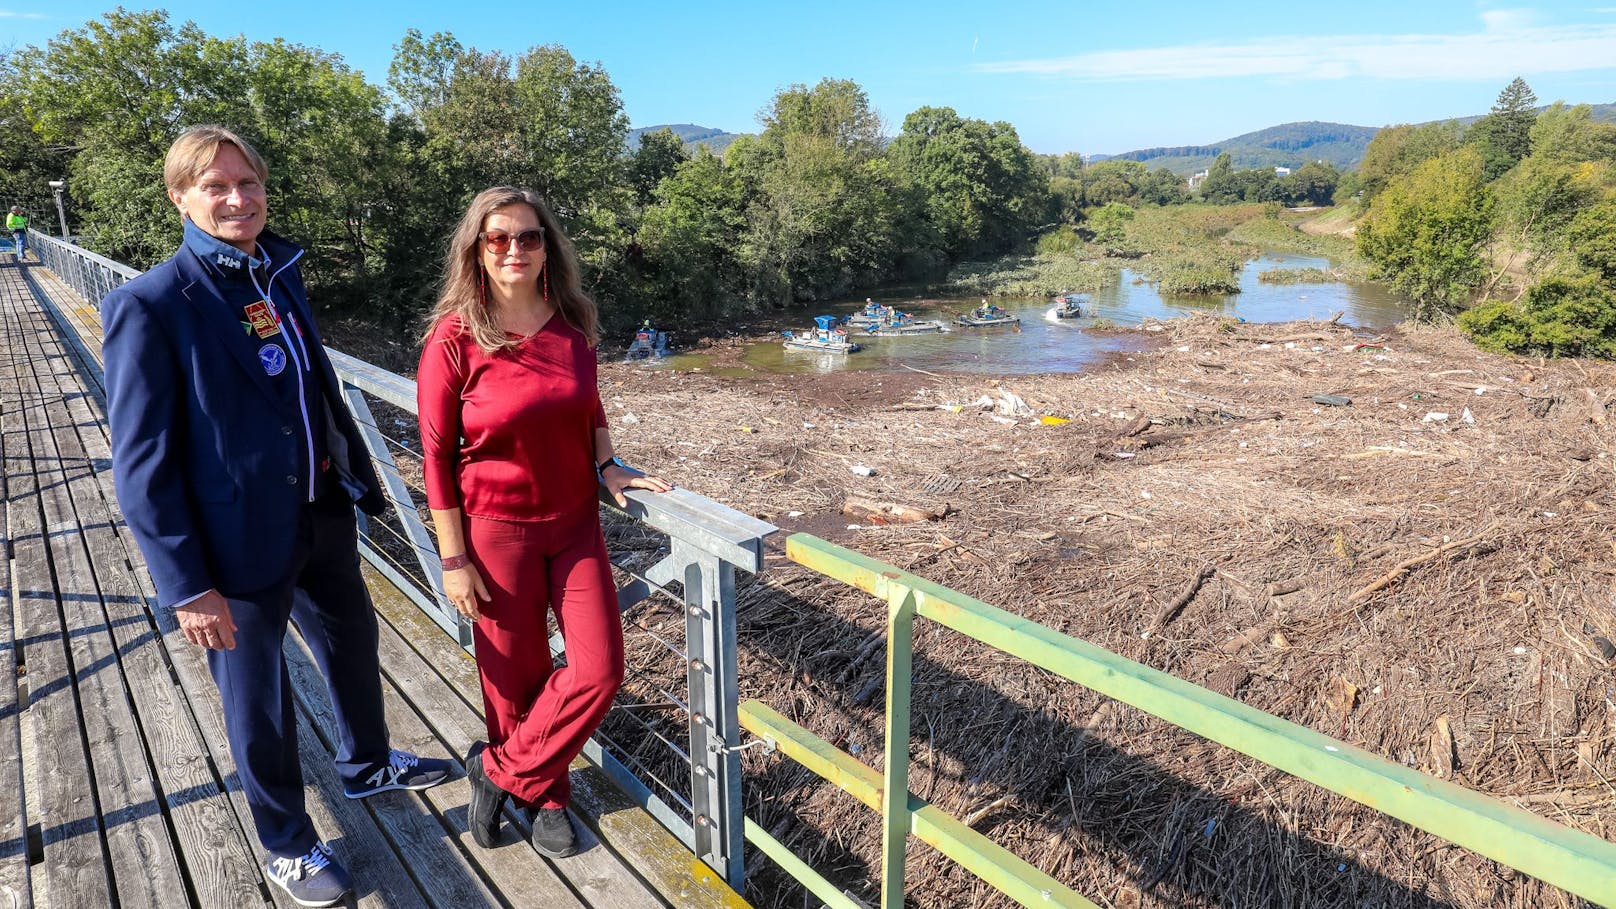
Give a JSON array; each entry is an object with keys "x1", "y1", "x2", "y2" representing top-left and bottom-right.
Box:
[{"x1": 102, "y1": 125, "x2": 451, "y2": 908}]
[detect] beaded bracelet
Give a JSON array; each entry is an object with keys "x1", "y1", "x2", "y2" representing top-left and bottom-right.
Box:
[{"x1": 441, "y1": 553, "x2": 471, "y2": 571}]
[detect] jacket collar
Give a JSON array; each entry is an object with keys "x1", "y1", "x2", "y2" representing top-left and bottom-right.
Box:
[{"x1": 181, "y1": 217, "x2": 303, "y2": 279}]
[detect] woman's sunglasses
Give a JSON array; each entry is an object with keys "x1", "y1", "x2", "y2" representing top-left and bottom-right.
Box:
[{"x1": 479, "y1": 229, "x2": 545, "y2": 253}]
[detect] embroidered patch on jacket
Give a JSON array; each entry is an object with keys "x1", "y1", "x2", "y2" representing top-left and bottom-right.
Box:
[{"x1": 259, "y1": 343, "x2": 287, "y2": 377}]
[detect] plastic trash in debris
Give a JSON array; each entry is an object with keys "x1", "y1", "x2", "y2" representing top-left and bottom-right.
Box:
[
  {"x1": 1311, "y1": 393, "x2": 1352, "y2": 406},
  {"x1": 1422, "y1": 412, "x2": 1449, "y2": 423},
  {"x1": 1038, "y1": 415, "x2": 1070, "y2": 425},
  {"x1": 1461, "y1": 407, "x2": 1475, "y2": 425},
  {"x1": 850, "y1": 464, "x2": 875, "y2": 477},
  {"x1": 787, "y1": 510, "x2": 804, "y2": 517},
  {"x1": 621, "y1": 412, "x2": 640, "y2": 425}
]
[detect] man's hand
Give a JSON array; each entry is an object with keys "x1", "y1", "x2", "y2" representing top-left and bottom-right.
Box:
[{"x1": 176, "y1": 590, "x2": 238, "y2": 650}]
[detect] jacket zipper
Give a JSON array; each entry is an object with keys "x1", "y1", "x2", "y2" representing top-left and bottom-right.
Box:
[{"x1": 249, "y1": 250, "x2": 318, "y2": 502}]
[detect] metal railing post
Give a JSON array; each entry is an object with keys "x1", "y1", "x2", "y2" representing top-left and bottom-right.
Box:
[
  {"x1": 677, "y1": 539, "x2": 746, "y2": 890},
  {"x1": 340, "y1": 384, "x2": 468, "y2": 647}
]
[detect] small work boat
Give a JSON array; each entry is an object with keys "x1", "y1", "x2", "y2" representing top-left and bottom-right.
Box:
[
  {"x1": 955, "y1": 301, "x2": 1020, "y2": 328},
  {"x1": 846, "y1": 299, "x2": 892, "y2": 327},
  {"x1": 625, "y1": 321, "x2": 671, "y2": 359},
  {"x1": 862, "y1": 310, "x2": 946, "y2": 336},
  {"x1": 1049, "y1": 293, "x2": 1085, "y2": 319},
  {"x1": 783, "y1": 315, "x2": 861, "y2": 353}
]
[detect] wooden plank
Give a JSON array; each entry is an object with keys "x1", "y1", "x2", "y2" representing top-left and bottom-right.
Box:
[
  {"x1": 364, "y1": 563, "x2": 740, "y2": 909},
  {"x1": 290, "y1": 604, "x2": 588, "y2": 909},
  {"x1": 0, "y1": 357, "x2": 32, "y2": 909},
  {"x1": 289, "y1": 708, "x2": 431, "y2": 909},
  {"x1": 282, "y1": 632, "x2": 505, "y2": 909},
  {"x1": 0, "y1": 275, "x2": 115, "y2": 908},
  {"x1": 10, "y1": 293, "x2": 191, "y2": 907},
  {"x1": 24, "y1": 294, "x2": 271, "y2": 909},
  {"x1": 22, "y1": 266, "x2": 104, "y2": 392}
]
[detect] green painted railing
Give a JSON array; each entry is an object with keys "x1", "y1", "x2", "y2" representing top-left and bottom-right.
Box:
[{"x1": 738, "y1": 532, "x2": 1616, "y2": 909}]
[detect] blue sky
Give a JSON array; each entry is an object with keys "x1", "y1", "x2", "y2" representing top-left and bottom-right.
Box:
[{"x1": 6, "y1": 2, "x2": 1616, "y2": 155}]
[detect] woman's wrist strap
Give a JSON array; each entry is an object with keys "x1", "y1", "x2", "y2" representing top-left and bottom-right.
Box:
[{"x1": 441, "y1": 553, "x2": 470, "y2": 571}]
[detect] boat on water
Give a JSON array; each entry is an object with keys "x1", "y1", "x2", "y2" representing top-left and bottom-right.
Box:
[
  {"x1": 846, "y1": 298, "x2": 892, "y2": 327},
  {"x1": 862, "y1": 309, "x2": 946, "y2": 336},
  {"x1": 625, "y1": 320, "x2": 671, "y2": 359},
  {"x1": 782, "y1": 315, "x2": 861, "y2": 353},
  {"x1": 955, "y1": 301, "x2": 1020, "y2": 328},
  {"x1": 1049, "y1": 293, "x2": 1085, "y2": 319}
]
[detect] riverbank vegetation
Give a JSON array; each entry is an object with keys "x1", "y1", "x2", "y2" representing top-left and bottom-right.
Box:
[
  {"x1": 1353, "y1": 79, "x2": 1616, "y2": 355},
  {"x1": 5, "y1": 13, "x2": 1612, "y2": 358}
]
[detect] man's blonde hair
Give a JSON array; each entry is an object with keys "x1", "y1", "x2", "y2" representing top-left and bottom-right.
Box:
[{"x1": 163, "y1": 125, "x2": 268, "y2": 193}]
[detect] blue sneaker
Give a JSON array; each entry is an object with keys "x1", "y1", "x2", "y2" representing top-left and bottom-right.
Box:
[
  {"x1": 265, "y1": 841, "x2": 351, "y2": 908},
  {"x1": 343, "y1": 749, "x2": 453, "y2": 798}
]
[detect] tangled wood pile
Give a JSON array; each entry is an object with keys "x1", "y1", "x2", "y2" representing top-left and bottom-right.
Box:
[{"x1": 597, "y1": 313, "x2": 1616, "y2": 908}]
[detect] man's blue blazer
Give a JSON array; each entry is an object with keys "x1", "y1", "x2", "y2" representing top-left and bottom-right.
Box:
[{"x1": 102, "y1": 231, "x2": 387, "y2": 608}]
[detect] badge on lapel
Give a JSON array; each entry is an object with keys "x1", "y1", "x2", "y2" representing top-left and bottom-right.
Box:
[
  {"x1": 259, "y1": 343, "x2": 287, "y2": 376},
  {"x1": 244, "y1": 300, "x2": 281, "y2": 339}
]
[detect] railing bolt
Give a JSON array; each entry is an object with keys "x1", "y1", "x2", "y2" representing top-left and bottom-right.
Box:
[{"x1": 690, "y1": 658, "x2": 706, "y2": 672}]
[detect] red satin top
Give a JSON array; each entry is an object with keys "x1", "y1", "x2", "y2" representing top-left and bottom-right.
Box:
[{"x1": 417, "y1": 314, "x2": 607, "y2": 521}]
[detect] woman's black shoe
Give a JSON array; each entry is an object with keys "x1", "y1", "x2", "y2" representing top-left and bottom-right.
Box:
[
  {"x1": 530, "y1": 807, "x2": 578, "y2": 858},
  {"x1": 465, "y1": 742, "x2": 508, "y2": 848}
]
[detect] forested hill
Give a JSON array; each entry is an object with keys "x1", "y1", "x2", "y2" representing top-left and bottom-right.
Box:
[
  {"x1": 1096, "y1": 103, "x2": 1616, "y2": 175},
  {"x1": 1094, "y1": 121, "x2": 1379, "y2": 174},
  {"x1": 628, "y1": 123, "x2": 745, "y2": 153}
]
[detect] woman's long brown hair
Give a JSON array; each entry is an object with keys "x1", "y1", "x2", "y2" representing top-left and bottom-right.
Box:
[{"x1": 423, "y1": 186, "x2": 599, "y2": 351}]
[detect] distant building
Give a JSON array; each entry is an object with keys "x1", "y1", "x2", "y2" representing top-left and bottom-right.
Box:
[
  {"x1": 1187, "y1": 169, "x2": 1209, "y2": 189},
  {"x1": 1274, "y1": 166, "x2": 1292, "y2": 177}
]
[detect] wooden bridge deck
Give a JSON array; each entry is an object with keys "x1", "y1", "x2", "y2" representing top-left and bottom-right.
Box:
[{"x1": 0, "y1": 254, "x2": 745, "y2": 909}]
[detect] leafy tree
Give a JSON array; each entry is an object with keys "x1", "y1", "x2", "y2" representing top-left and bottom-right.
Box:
[
  {"x1": 1567, "y1": 201, "x2": 1616, "y2": 284},
  {"x1": 0, "y1": 52, "x2": 70, "y2": 227},
  {"x1": 1198, "y1": 153, "x2": 1238, "y2": 203},
  {"x1": 1087, "y1": 201, "x2": 1134, "y2": 246},
  {"x1": 1358, "y1": 146, "x2": 1495, "y2": 318},
  {"x1": 1357, "y1": 122, "x2": 1462, "y2": 203},
  {"x1": 1527, "y1": 103, "x2": 1616, "y2": 167},
  {"x1": 887, "y1": 105, "x2": 1049, "y2": 259},
  {"x1": 1081, "y1": 159, "x2": 1146, "y2": 206},
  {"x1": 635, "y1": 147, "x2": 745, "y2": 318},
  {"x1": 629, "y1": 128, "x2": 688, "y2": 205},
  {"x1": 1136, "y1": 167, "x2": 1189, "y2": 206},
  {"x1": 1280, "y1": 161, "x2": 1340, "y2": 206}
]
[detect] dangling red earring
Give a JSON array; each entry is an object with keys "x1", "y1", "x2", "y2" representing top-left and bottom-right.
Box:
[
  {"x1": 479, "y1": 267, "x2": 488, "y2": 306},
  {"x1": 543, "y1": 265, "x2": 550, "y2": 303}
]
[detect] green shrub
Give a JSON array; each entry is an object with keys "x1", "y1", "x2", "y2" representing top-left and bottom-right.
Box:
[{"x1": 1459, "y1": 275, "x2": 1616, "y2": 357}]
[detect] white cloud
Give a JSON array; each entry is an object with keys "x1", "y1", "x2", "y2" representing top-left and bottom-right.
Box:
[
  {"x1": 0, "y1": 10, "x2": 48, "y2": 18},
  {"x1": 977, "y1": 17, "x2": 1616, "y2": 83}
]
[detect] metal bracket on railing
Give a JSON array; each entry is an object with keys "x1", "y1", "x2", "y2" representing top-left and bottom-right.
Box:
[{"x1": 708, "y1": 736, "x2": 775, "y2": 757}]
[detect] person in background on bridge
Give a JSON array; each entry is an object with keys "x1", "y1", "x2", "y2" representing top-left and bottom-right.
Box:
[
  {"x1": 417, "y1": 186, "x2": 671, "y2": 858},
  {"x1": 100, "y1": 125, "x2": 452, "y2": 909},
  {"x1": 7, "y1": 206, "x2": 27, "y2": 260}
]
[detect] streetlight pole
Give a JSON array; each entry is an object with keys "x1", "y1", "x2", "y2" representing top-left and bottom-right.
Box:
[{"x1": 48, "y1": 180, "x2": 68, "y2": 238}]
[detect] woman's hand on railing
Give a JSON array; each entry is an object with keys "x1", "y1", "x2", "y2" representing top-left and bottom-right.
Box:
[
  {"x1": 602, "y1": 464, "x2": 673, "y2": 508},
  {"x1": 443, "y1": 562, "x2": 491, "y2": 620}
]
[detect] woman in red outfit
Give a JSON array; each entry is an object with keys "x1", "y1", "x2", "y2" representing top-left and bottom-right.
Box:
[{"x1": 417, "y1": 186, "x2": 670, "y2": 856}]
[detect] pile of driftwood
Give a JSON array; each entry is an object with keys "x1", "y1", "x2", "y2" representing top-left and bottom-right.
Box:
[{"x1": 594, "y1": 312, "x2": 1616, "y2": 909}]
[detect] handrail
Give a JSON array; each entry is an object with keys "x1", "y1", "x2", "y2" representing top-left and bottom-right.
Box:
[
  {"x1": 745, "y1": 533, "x2": 1616, "y2": 908},
  {"x1": 28, "y1": 229, "x2": 141, "y2": 306}
]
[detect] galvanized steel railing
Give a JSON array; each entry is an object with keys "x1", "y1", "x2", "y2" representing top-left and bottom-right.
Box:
[{"x1": 27, "y1": 228, "x2": 139, "y2": 303}]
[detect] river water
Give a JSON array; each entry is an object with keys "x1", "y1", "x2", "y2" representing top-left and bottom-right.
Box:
[{"x1": 655, "y1": 252, "x2": 1408, "y2": 376}]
